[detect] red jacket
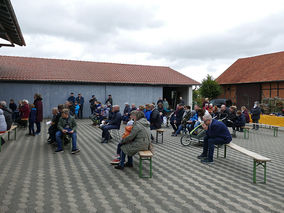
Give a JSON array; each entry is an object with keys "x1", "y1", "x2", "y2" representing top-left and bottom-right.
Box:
[
  {"x1": 20, "y1": 103, "x2": 30, "y2": 119},
  {"x1": 34, "y1": 98, "x2": 43, "y2": 122}
]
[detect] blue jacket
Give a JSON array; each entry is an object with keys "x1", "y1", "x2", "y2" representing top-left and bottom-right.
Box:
[
  {"x1": 190, "y1": 113, "x2": 198, "y2": 122},
  {"x1": 235, "y1": 114, "x2": 246, "y2": 127},
  {"x1": 144, "y1": 110, "x2": 152, "y2": 122},
  {"x1": 123, "y1": 106, "x2": 131, "y2": 115},
  {"x1": 29, "y1": 108, "x2": 37, "y2": 123},
  {"x1": 206, "y1": 119, "x2": 232, "y2": 144},
  {"x1": 75, "y1": 105, "x2": 80, "y2": 115},
  {"x1": 67, "y1": 96, "x2": 75, "y2": 104}
]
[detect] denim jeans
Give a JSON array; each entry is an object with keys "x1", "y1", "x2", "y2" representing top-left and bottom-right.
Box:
[
  {"x1": 29, "y1": 121, "x2": 35, "y2": 135},
  {"x1": 35, "y1": 122, "x2": 41, "y2": 133},
  {"x1": 202, "y1": 135, "x2": 229, "y2": 162},
  {"x1": 119, "y1": 150, "x2": 133, "y2": 167},
  {"x1": 101, "y1": 125, "x2": 119, "y2": 140},
  {"x1": 56, "y1": 129, "x2": 77, "y2": 151}
]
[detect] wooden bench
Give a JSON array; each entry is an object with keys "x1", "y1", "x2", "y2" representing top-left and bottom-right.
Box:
[
  {"x1": 250, "y1": 123, "x2": 280, "y2": 137},
  {"x1": 155, "y1": 129, "x2": 164, "y2": 143},
  {"x1": 138, "y1": 150, "x2": 153, "y2": 178},
  {"x1": 223, "y1": 143, "x2": 271, "y2": 183},
  {"x1": 242, "y1": 126, "x2": 252, "y2": 139},
  {"x1": 0, "y1": 125, "x2": 17, "y2": 152}
]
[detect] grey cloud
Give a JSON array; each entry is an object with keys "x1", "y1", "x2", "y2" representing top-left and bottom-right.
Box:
[{"x1": 14, "y1": 0, "x2": 162, "y2": 42}]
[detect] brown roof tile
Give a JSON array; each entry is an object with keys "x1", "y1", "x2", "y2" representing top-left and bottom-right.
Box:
[
  {"x1": 216, "y1": 51, "x2": 284, "y2": 84},
  {"x1": 0, "y1": 56, "x2": 199, "y2": 85}
]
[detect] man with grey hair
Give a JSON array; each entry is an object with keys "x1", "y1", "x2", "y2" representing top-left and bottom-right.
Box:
[
  {"x1": 101, "y1": 105, "x2": 122, "y2": 143},
  {"x1": 0, "y1": 101, "x2": 12, "y2": 131},
  {"x1": 198, "y1": 114, "x2": 232, "y2": 164}
]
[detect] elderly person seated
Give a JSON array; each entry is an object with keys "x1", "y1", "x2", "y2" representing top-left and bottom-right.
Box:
[
  {"x1": 115, "y1": 110, "x2": 151, "y2": 170},
  {"x1": 101, "y1": 105, "x2": 122, "y2": 143}
]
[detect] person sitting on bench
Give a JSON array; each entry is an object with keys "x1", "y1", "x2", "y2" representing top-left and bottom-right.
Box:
[
  {"x1": 198, "y1": 114, "x2": 232, "y2": 164},
  {"x1": 115, "y1": 111, "x2": 151, "y2": 170},
  {"x1": 100, "y1": 105, "x2": 122, "y2": 143},
  {"x1": 55, "y1": 109, "x2": 80, "y2": 154},
  {"x1": 235, "y1": 110, "x2": 246, "y2": 132}
]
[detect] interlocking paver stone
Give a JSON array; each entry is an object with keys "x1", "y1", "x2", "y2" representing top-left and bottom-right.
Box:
[{"x1": 0, "y1": 119, "x2": 284, "y2": 212}]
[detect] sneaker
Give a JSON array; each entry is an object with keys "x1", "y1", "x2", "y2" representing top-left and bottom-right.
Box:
[
  {"x1": 197, "y1": 155, "x2": 207, "y2": 159},
  {"x1": 110, "y1": 159, "x2": 120, "y2": 165},
  {"x1": 114, "y1": 165, "x2": 124, "y2": 170},
  {"x1": 201, "y1": 158, "x2": 214, "y2": 164},
  {"x1": 124, "y1": 162, "x2": 133, "y2": 168},
  {"x1": 71, "y1": 149, "x2": 80, "y2": 154},
  {"x1": 55, "y1": 149, "x2": 64, "y2": 153}
]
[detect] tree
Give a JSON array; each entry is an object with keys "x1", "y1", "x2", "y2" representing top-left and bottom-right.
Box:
[{"x1": 199, "y1": 75, "x2": 221, "y2": 100}]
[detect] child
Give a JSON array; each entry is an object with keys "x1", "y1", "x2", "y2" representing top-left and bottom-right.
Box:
[
  {"x1": 110, "y1": 115, "x2": 134, "y2": 165},
  {"x1": 74, "y1": 101, "x2": 80, "y2": 119},
  {"x1": 235, "y1": 110, "x2": 246, "y2": 132},
  {"x1": 28, "y1": 104, "x2": 36, "y2": 136}
]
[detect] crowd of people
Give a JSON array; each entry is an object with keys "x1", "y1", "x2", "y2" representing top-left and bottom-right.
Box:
[{"x1": 0, "y1": 92, "x2": 264, "y2": 167}]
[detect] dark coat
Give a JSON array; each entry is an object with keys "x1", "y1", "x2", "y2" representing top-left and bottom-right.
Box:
[
  {"x1": 235, "y1": 114, "x2": 246, "y2": 127},
  {"x1": 76, "y1": 96, "x2": 85, "y2": 106},
  {"x1": 123, "y1": 105, "x2": 131, "y2": 115},
  {"x1": 2, "y1": 107, "x2": 12, "y2": 130},
  {"x1": 175, "y1": 108, "x2": 185, "y2": 123},
  {"x1": 150, "y1": 108, "x2": 161, "y2": 130},
  {"x1": 207, "y1": 119, "x2": 232, "y2": 144},
  {"x1": 250, "y1": 107, "x2": 261, "y2": 121},
  {"x1": 108, "y1": 111, "x2": 122, "y2": 128},
  {"x1": 219, "y1": 108, "x2": 229, "y2": 120},
  {"x1": 9, "y1": 103, "x2": 17, "y2": 112},
  {"x1": 29, "y1": 108, "x2": 37, "y2": 123},
  {"x1": 34, "y1": 98, "x2": 43, "y2": 122},
  {"x1": 67, "y1": 96, "x2": 75, "y2": 105},
  {"x1": 105, "y1": 98, "x2": 113, "y2": 105}
]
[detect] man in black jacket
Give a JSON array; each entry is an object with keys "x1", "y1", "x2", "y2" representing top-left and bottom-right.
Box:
[
  {"x1": 101, "y1": 105, "x2": 122, "y2": 143},
  {"x1": 150, "y1": 104, "x2": 161, "y2": 130}
]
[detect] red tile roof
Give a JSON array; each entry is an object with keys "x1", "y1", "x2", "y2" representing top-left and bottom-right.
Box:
[
  {"x1": 0, "y1": 56, "x2": 199, "y2": 85},
  {"x1": 216, "y1": 51, "x2": 284, "y2": 84}
]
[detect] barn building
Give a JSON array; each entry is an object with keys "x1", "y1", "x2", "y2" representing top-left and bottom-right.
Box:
[
  {"x1": 0, "y1": 56, "x2": 199, "y2": 118},
  {"x1": 216, "y1": 51, "x2": 284, "y2": 109}
]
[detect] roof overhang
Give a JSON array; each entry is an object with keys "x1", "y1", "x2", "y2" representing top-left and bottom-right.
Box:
[{"x1": 0, "y1": 0, "x2": 25, "y2": 47}]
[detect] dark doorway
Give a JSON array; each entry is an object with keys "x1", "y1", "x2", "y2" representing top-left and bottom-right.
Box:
[
  {"x1": 236, "y1": 84, "x2": 261, "y2": 109},
  {"x1": 163, "y1": 86, "x2": 188, "y2": 109}
]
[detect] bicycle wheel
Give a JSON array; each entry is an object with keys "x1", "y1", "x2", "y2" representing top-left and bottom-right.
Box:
[{"x1": 180, "y1": 134, "x2": 193, "y2": 146}]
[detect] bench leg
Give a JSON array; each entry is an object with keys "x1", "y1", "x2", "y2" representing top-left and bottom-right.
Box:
[
  {"x1": 216, "y1": 145, "x2": 219, "y2": 158},
  {"x1": 224, "y1": 145, "x2": 227, "y2": 158},
  {"x1": 253, "y1": 160, "x2": 256, "y2": 183},
  {"x1": 14, "y1": 128, "x2": 17, "y2": 140},
  {"x1": 156, "y1": 131, "x2": 158, "y2": 143},
  {"x1": 273, "y1": 128, "x2": 278, "y2": 137},
  {"x1": 244, "y1": 129, "x2": 249, "y2": 139},
  {"x1": 139, "y1": 157, "x2": 142, "y2": 178},
  {"x1": 150, "y1": 157, "x2": 152, "y2": 178},
  {"x1": 264, "y1": 162, "x2": 267, "y2": 184},
  {"x1": 161, "y1": 132, "x2": 163, "y2": 144}
]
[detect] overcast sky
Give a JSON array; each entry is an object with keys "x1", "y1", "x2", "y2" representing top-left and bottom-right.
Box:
[{"x1": 2, "y1": 0, "x2": 284, "y2": 82}]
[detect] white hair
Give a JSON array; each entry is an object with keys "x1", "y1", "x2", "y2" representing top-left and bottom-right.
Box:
[{"x1": 203, "y1": 114, "x2": 212, "y2": 121}]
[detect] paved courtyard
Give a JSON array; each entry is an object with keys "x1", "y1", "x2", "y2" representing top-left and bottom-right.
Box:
[{"x1": 0, "y1": 119, "x2": 283, "y2": 213}]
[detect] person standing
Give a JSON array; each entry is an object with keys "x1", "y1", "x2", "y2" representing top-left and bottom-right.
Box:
[
  {"x1": 105, "y1": 94, "x2": 113, "y2": 106},
  {"x1": 28, "y1": 104, "x2": 36, "y2": 136},
  {"x1": 76, "y1": 94, "x2": 84, "y2": 119},
  {"x1": 0, "y1": 101, "x2": 12, "y2": 131},
  {"x1": 34, "y1": 94, "x2": 43, "y2": 135},
  {"x1": 250, "y1": 101, "x2": 261, "y2": 130},
  {"x1": 9, "y1": 99, "x2": 17, "y2": 122},
  {"x1": 163, "y1": 98, "x2": 169, "y2": 110}
]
